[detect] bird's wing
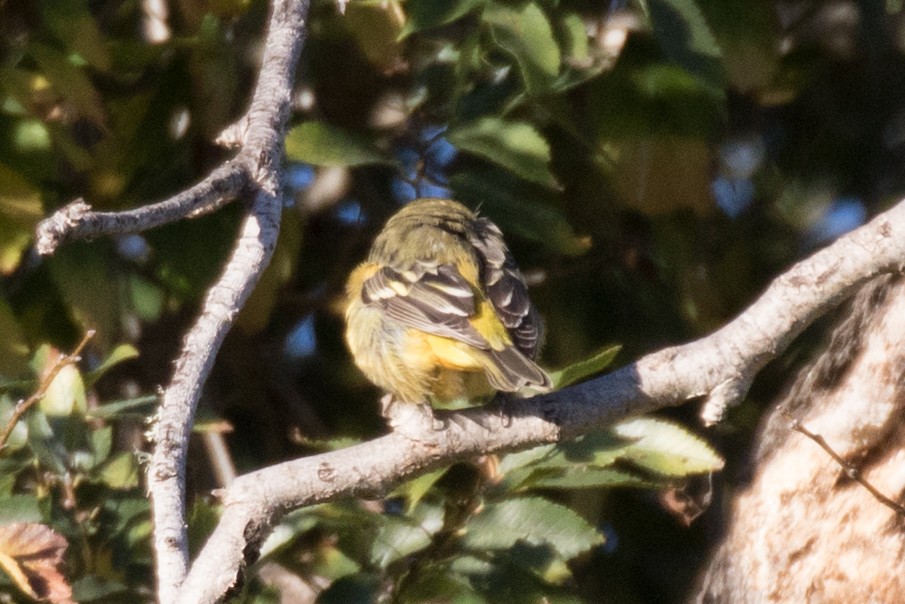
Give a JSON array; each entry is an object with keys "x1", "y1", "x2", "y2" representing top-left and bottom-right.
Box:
[
  {"x1": 468, "y1": 218, "x2": 544, "y2": 359},
  {"x1": 361, "y1": 262, "x2": 490, "y2": 348}
]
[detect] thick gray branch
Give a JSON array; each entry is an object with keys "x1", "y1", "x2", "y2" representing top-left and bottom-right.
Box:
[
  {"x1": 142, "y1": 0, "x2": 308, "y2": 601},
  {"x1": 178, "y1": 199, "x2": 905, "y2": 603}
]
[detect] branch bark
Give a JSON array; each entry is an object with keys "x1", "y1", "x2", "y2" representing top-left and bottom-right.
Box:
[
  {"x1": 34, "y1": 0, "x2": 310, "y2": 601},
  {"x1": 146, "y1": 1, "x2": 310, "y2": 601},
  {"x1": 176, "y1": 198, "x2": 905, "y2": 603}
]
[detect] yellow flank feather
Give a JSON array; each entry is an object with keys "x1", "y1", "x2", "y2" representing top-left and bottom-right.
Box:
[{"x1": 344, "y1": 198, "x2": 552, "y2": 406}]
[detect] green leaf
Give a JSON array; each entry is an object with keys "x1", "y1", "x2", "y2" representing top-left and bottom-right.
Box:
[
  {"x1": 450, "y1": 169, "x2": 590, "y2": 256},
  {"x1": 84, "y1": 344, "x2": 139, "y2": 388},
  {"x1": 400, "y1": 0, "x2": 485, "y2": 38},
  {"x1": 0, "y1": 395, "x2": 28, "y2": 450},
  {"x1": 369, "y1": 502, "x2": 443, "y2": 568},
  {"x1": 461, "y1": 497, "x2": 602, "y2": 560},
  {"x1": 549, "y1": 344, "x2": 621, "y2": 389},
  {"x1": 41, "y1": 0, "x2": 111, "y2": 71},
  {"x1": 285, "y1": 121, "x2": 394, "y2": 167},
  {"x1": 484, "y1": 1, "x2": 561, "y2": 95},
  {"x1": 0, "y1": 297, "x2": 30, "y2": 378},
  {"x1": 97, "y1": 452, "x2": 140, "y2": 490},
  {"x1": 0, "y1": 162, "x2": 43, "y2": 278},
  {"x1": 85, "y1": 395, "x2": 157, "y2": 420},
  {"x1": 28, "y1": 42, "x2": 106, "y2": 124},
  {"x1": 448, "y1": 117, "x2": 557, "y2": 188},
  {"x1": 647, "y1": 0, "x2": 724, "y2": 86},
  {"x1": 391, "y1": 468, "x2": 447, "y2": 513},
  {"x1": 39, "y1": 363, "x2": 87, "y2": 417},
  {"x1": 609, "y1": 417, "x2": 724, "y2": 476},
  {"x1": 71, "y1": 576, "x2": 130, "y2": 602},
  {"x1": 48, "y1": 244, "x2": 122, "y2": 349},
  {"x1": 0, "y1": 495, "x2": 44, "y2": 523},
  {"x1": 522, "y1": 466, "x2": 656, "y2": 490},
  {"x1": 558, "y1": 13, "x2": 589, "y2": 63},
  {"x1": 89, "y1": 425, "x2": 113, "y2": 468}
]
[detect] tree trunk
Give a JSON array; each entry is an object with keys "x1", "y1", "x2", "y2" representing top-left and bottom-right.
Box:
[{"x1": 697, "y1": 275, "x2": 905, "y2": 603}]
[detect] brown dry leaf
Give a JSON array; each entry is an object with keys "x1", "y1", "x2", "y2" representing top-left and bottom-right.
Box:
[{"x1": 0, "y1": 523, "x2": 74, "y2": 604}]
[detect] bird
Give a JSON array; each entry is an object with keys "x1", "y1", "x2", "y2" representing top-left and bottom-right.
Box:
[{"x1": 344, "y1": 198, "x2": 551, "y2": 412}]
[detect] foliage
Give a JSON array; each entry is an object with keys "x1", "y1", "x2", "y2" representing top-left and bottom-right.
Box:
[{"x1": 2, "y1": 0, "x2": 903, "y2": 601}]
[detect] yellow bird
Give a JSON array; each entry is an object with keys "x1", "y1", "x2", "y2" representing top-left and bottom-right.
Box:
[{"x1": 344, "y1": 198, "x2": 551, "y2": 408}]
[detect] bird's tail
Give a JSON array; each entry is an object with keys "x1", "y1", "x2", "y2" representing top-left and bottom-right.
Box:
[{"x1": 484, "y1": 346, "x2": 552, "y2": 394}]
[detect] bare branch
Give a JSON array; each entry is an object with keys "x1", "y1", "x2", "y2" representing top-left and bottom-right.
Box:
[
  {"x1": 0, "y1": 330, "x2": 95, "y2": 450},
  {"x1": 178, "y1": 197, "x2": 905, "y2": 603},
  {"x1": 35, "y1": 162, "x2": 246, "y2": 256},
  {"x1": 786, "y1": 417, "x2": 905, "y2": 516}
]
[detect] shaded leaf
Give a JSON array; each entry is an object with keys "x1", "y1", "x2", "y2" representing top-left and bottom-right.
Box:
[
  {"x1": 85, "y1": 395, "x2": 157, "y2": 421},
  {"x1": 237, "y1": 212, "x2": 302, "y2": 334},
  {"x1": 400, "y1": 0, "x2": 485, "y2": 38},
  {"x1": 448, "y1": 117, "x2": 557, "y2": 188},
  {"x1": 0, "y1": 163, "x2": 43, "y2": 277},
  {"x1": 27, "y1": 43, "x2": 105, "y2": 124},
  {"x1": 549, "y1": 344, "x2": 621, "y2": 389},
  {"x1": 70, "y1": 576, "x2": 129, "y2": 602},
  {"x1": 0, "y1": 523, "x2": 74, "y2": 604},
  {"x1": 285, "y1": 121, "x2": 394, "y2": 167},
  {"x1": 369, "y1": 502, "x2": 443, "y2": 568},
  {"x1": 558, "y1": 13, "x2": 590, "y2": 63},
  {"x1": 41, "y1": 0, "x2": 110, "y2": 71},
  {"x1": 84, "y1": 344, "x2": 139, "y2": 388},
  {"x1": 485, "y1": 1, "x2": 561, "y2": 94},
  {"x1": 461, "y1": 497, "x2": 602, "y2": 560},
  {"x1": 647, "y1": 0, "x2": 724, "y2": 86},
  {"x1": 390, "y1": 468, "x2": 447, "y2": 513},
  {"x1": 0, "y1": 298, "x2": 30, "y2": 378},
  {"x1": 451, "y1": 169, "x2": 590, "y2": 255}
]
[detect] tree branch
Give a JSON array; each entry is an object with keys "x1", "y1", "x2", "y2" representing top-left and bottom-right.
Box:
[
  {"x1": 34, "y1": 161, "x2": 247, "y2": 256},
  {"x1": 145, "y1": 1, "x2": 310, "y2": 600},
  {"x1": 177, "y1": 198, "x2": 905, "y2": 603}
]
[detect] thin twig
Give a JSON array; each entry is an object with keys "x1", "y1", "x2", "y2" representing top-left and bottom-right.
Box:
[
  {"x1": 0, "y1": 330, "x2": 96, "y2": 450},
  {"x1": 785, "y1": 414, "x2": 905, "y2": 516}
]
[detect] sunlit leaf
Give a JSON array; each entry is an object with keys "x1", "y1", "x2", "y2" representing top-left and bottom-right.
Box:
[
  {"x1": 549, "y1": 344, "x2": 621, "y2": 389},
  {"x1": 96, "y1": 452, "x2": 140, "y2": 490},
  {"x1": 448, "y1": 117, "x2": 558, "y2": 188},
  {"x1": 485, "y1": 1, "x2": 561, "y2": 94},
  {"x1": 0, "y1": 523, "x2": 74, "y2": 604},
  {"x1": 461, "y1": 497, "x2": 602, "y2": 559},
  {"x1": 285, "y1": 121, "x2": 394, "y2": 167},
  {"x1": 609, "y1": 417, "x2": 724, "y2": 476},
  {"x1": 369, "y1": 503, "x2": 443, "y2": 568}
]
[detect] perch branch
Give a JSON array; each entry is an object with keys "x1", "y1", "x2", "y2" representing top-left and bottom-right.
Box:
[{"x1": 177, "y1": 198, "x2": 905, "y2": 603}]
